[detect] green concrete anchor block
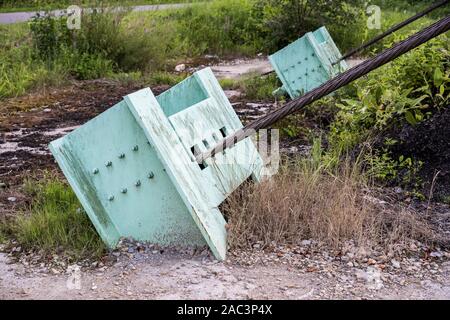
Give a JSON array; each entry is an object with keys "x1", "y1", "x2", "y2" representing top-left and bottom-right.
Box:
[
  {"x1": 269, "y1": 26, "x2": 348, "y2": 99},
  {"x1": 49, "y1": 68, "x2": 266, "y2": 261}
]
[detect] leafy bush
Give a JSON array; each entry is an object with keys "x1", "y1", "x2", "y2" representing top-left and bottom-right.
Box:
[
  {"x1": 318, "y1": 33, "x2": 449, "y2": 193},
  {"x1": 365, "y1": 148, "x2": 424, "y2": 192},
  {"x1": 69, "y1": 51, "x2": 114, "y2": 79},
  {"x1": 329, "y1": 34, "x2": 449, "y2": 154},
  {"x1": 29, "y1": 11, "x2": 71, "y2": 62},
  {"x1": 249, "y1": 0, "x2": 366, "y2": 53}
]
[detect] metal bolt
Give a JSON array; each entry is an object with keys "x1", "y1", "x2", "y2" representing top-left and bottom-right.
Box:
[
  {"x1": 105, "y1": 161, "x2": 112, "y2": 167},
  {"x1": 147, "y1": 172, "x2": 155, "y2": 179},
  {"x1": 92, "y1": 168, "x2": 99, "y2": 174},
  {"x1": 132, "y1": 145, "x2": 139, "y2": 151},
  {"x1": 118, "y1": 153, "x2": 125, "y2": 159},
  {"x1": 135, "y1": 180, "x2": 141, "y2": 187},
  {"x1": 121, "y1": 188, "x2": 127, "y2": 194},
  {"x1": 108, "y1": 195, "x2": 114, "y2": 201}
]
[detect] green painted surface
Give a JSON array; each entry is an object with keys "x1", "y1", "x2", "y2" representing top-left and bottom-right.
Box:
[
  {"x1": 50, "y1": 101, "x2": 205, "y2": 249},
  {"x1": 269, "y1": 26, "x2": 348, "y2": 99},
  {"x1": 168, "y1": 69, "x2": 263, "y2": 207},
  {"x1": 156, "y1": 75, "x2": 209, "y2": 117},
  {"x1": 49, "y1": 68, "x2": 266, "y2": 260}
]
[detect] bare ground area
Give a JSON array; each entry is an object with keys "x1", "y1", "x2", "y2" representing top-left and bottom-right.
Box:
[
  {"x1": 1, "y1": 244, "x2": 449, "y2": 300},
  {"x1": 1, "y1": 58, "x2": 449, "y2": 300}
]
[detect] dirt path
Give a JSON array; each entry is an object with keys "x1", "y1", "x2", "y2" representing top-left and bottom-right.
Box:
[
  {"x1": 210, "y1": 58, "x2": 364, "y2": 80},
  {"x1": 1, "y1": 249, "x2": 449, "y2": 300},
  {"x1": 211, "y1": 58, "x2": 274, "y2": 80}
]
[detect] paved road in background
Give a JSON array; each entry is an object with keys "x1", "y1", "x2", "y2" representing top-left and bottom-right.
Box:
[{"x1": 0, "y1": 3, "x2": 187, "y2": 24}]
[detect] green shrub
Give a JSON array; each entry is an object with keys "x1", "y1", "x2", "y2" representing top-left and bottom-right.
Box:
[
  {"x1": 29, "y1": 11, "x2": 71, "y2": 62},
  {"x1": 28, "y1": 6, "x2": 179, "y2": 72},
  {"x1": 362, "y1": 8, "x2": 436, "y2": 56},
  {"x1": 329, "y1": 34, "x2": 449, "y2": 154},
  {"x1": 365, "y1": 147, "x2": 423, "y2": 186},
  {"x1": 315, "y1": 33, "x2": 449, "y2": 193},
  {"x1": 69, "y1": 51, "x2": 114, "y2": 80},
  {"x1": 250, "y1": 0, "x2": 366, "y2": 53}
]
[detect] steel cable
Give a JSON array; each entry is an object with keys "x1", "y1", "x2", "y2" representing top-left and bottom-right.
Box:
[
  {"x1": 196, "y1": 16, "x2": 450, "y2": 163},
  {"x1": 334, "y1": 0, "x2": 449, "y2": 64}
]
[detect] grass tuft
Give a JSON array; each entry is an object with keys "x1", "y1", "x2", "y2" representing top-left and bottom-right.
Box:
[
  {"x1": 238, "y1": 73, "x2": 280, "y2": 101},
  {"x1": 145, "y1": 71, "x2": 188, "y2": 86},
  {"x1": 223, "y1": 154, "x2": 437, "y2": 252},
  {"x1": 2, "y1": 174, "x2": 105, "y2": 260}
]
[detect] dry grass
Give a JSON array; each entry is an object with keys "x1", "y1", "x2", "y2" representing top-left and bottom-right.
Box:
[{"x1": 223, "y1": 157, "x2": 439, "y2": 252}]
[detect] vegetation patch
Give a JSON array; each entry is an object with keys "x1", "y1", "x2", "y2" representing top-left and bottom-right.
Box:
[
  {"x1": 224, "y1": 153, "x2": 440, "y2": 252},
  {"x1": 222, "y1": 73, "x2": 280, "y2": 101},
  {"x1": 328, "y1": 35, "x2": 448, "y2": 194},
  {"x1": 0, "y1": 174, "x2": 106, "y2": 260},
  {"x1": 0, "y1": 0, "x2": 370, "y2": 99}
]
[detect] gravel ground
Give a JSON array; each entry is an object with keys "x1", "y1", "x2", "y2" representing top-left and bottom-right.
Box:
[{"x1": 1, "y1": 239, "x2": 449, "y2": 300}]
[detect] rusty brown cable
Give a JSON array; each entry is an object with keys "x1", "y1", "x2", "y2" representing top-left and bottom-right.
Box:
[{"x1": 196, "y1": 16, "x2": 450, "y2": 163}]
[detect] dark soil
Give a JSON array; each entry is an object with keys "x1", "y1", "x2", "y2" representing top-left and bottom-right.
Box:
[
  {"x1": 388, "y1": 106, "x2": 450, "y2": 202},
  {"x1": 0, "y1": 79, "x2": 169, "y2": 217}
]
